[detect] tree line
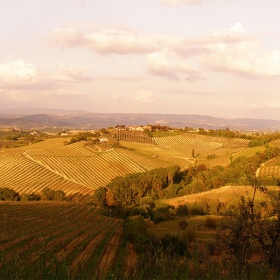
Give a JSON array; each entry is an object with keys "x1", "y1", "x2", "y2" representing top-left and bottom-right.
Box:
[{"x1": 0, "y1": 187, "x2": 66, "y2": 201}]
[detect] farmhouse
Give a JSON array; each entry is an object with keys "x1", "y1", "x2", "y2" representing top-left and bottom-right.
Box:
[
  {"x1": 30, "y1": 131, "x2": 38, "y2": 136},
  {"x1": 68, "y1": 130, "x2": 85, "y2": 135},
  {"x1": 99, "y1": 137, "x2": 109, "y2": 143},
  {"x1": 128, "y1": 126, "x2": 146, "y2": 131},
  {"x1": 115, "y1": 125, "x2": 127, "y2": 131}
]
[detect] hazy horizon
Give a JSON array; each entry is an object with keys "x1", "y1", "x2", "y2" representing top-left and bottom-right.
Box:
[{"x1": 1, "y1": 0, "x2": 280, "y2": 120}]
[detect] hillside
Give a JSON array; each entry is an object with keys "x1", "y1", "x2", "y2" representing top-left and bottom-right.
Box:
[
  {"x1": 2, "y1": 132, "x2": 280, "y2": 200},
  {"x1": 0, "y1": 138, "x2": 145, "y2": 199},
  {"x1": 166, "y1": 185, "x2": 272, "y2": 207}
]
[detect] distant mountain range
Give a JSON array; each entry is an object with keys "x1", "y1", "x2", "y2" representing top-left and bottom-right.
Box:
[{"x1": 0, "y1": 108, "x2": 280, "y2": 131}]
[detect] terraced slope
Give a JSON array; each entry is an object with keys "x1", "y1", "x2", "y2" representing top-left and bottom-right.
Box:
[{"x1": 0, "y1": 140, "x2": 145, "y2": 197}]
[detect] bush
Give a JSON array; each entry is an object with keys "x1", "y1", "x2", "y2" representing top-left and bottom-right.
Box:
[
  {"x1": 20, "y1": 192, "x2": 41, "y2": 201},
  {"x1": 153, "y1": 205, "x2": 176, "y2": 223},
  {"x1": 139, "y1": 196, "x2": 155, "y2": 208},
  {"x1": 130, "y1": 205, "x2": 153, "y2": 219},
  {"x1": 0, "y1": 187, "x2": 20, "y2": 201},
  {"x1": 190, "y1": 205, "x2": 205, "y2": 216},
  {"x1": 160, "y1": 234, "x2": 188, "y2": 257},
  {"x1": 176, "y1": 205, "x2": 188, "y2": 216},
  {"x1": 124, "y1": 216, "x2": 148, "y2": 244},
  {"x1": 186, "y1": 228, "x2": 196, "y2": 242},
  {"x1": 204, "y1": 217, "x2": 217, "y2": 230},
  {"x1": 179, "y1": 220, "x2": 188, "y2": 230}
]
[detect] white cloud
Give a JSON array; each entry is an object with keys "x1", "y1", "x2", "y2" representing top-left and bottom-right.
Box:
[
  {"x1": 53, "y1": 63, "x2": 92, "y2": 82},
  {"x1": 248, "y1": 103, "x2": 260, "y2": 108},
  {"x1": 247, "y1": 100, "x2": 280, "y2": 109},
  {"x1": 147, "y1": 51, "x2": 180, "y2": 80},
  {"x1": 160, "y1": 0, "x2": 202, "y2": 6},
  {"x1": 0, "y1": 60, "x2": 43, "y2": 84},
  {"x1": 201, "y1": 37, "x2": 280, "y2": 78},
  {"x1": 0, "y1": 60, "x2": 94, "y2": 92},
  {"x1": 265, "y1": 100, "x2": 280, "y2": 108},
  {"x1": 48, "y1": 25, "x2": 157, "y2": 54},
  {"x1": 49, "y1": 22, "x2": 280, "y2": 80},
  {"x1": 147, "y1": 51, "x2": 203, "y2": 81},
  {"x1": 134, "y1": 90, "x2": 156, "y2": 103},
  {"x1": 159, "y1": 0, "x2": 259, "y2": 6},
  {"x1": 0, "y1": 89, "x2": 34, "y2": 102},
  {"x1": 58, "y1": 0, "x2": 86, "y2": 6},
  {"x1": 48, "y1": 28, "x2": 86, "y2": 48}
]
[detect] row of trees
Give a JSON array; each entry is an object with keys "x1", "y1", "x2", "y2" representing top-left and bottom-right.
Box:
[
  {"x1": 93, "y1": 165, "x2": 183, "y2": 207},
  {"x1": 0, "y1": 187, "x2": 66, "y2": 201},
  {"x1": 195, "y1": 127, "x2": 280, "y2": 146}
]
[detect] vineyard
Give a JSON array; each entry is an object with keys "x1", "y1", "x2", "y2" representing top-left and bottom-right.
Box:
[
  {"x1": 250, "y1": 139, "x2": 280, "y2": 179},
  {"x1": 0, "y1": 139, "x2": 145, "y2": 199},
  {"x1": 232, "y1": 145, "x2": 266, "y2": 160},
  {"x1": 153, "y1": 133, "x2": 248, "y2": 156},
  {"x1": 110, "y1": 130, "x2": 155, "y2": 145},
  {"x1": 116, "y1": 142, "x2": 191, "y2": 170},
  {"x1": 2, "y1": 133, "x2": 280, "y2": 201},
  {"x1": 258, "y1": 156, "x2": 280, "y2": 178},
  {"x1": 0, "y1": 202, "x2": 125, "y2": 279},
  {"x1": 167, "y1": 185, "x2": 272, "y2": 208},
  {"x1": 271, "y1": 139, "x2": 280, "y2": 148}
]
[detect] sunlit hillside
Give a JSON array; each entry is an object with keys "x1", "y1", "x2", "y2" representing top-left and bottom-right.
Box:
[
  {"x1": 167, "y1": 185, "x2": 274, "y2": 208},
  {"x1": 0, "y1": 138, "x2": 145, "y2": 199},
  {"x1": 2, "y1": 133, "x2": 280, "y2": 200},
  {"x1": 153, "y1": 133, "x2": 248, "y2": 155}
]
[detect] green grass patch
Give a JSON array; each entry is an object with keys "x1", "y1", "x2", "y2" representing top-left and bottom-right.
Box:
[
  {"x1": 148, "y1": 216, "x2": 218, "y2": 241},
  {"x1": 117, "y1": 142, "x2": 190, "y2": 169}
]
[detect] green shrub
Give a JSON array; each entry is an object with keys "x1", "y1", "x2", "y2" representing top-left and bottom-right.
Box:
[
  {"x1": 176, "y1": 204, "x2": 188, "y2": 216},
  {"x1": 204, "y1": 217, "x2": 217, "y2": 229},
  {"x1": 190, "y1": 205, "x2": 205, "y2": 216},
  {"x1": 186, "y1": 228, "x2": 196, "y2": 242},
  {"x1": 124, "y1": 216, "x2": 148, "y2": 244},
  {"x1": 179, "y1": 220, "x2": 188, "y2": 230}
]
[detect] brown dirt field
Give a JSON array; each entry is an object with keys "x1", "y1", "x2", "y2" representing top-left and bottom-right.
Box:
[
  {"x1": 95, "y1": 227, "x2": 123, "y2": 280},
  {"x1": 124, "y1": 243, "x2": 138, "y2": 278}
]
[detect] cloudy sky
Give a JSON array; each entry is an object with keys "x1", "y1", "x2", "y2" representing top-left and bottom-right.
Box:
[{"x1": 1, "y1": 0, "x2": 280, "y2": 120}]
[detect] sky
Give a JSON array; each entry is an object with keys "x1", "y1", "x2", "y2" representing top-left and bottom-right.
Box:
[{"x1": 1, "y1": 0, "x2": 280, "y2": 120}]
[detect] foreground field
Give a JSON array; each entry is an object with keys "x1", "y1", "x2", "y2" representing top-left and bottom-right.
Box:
[{"x1": 0, "y1": 202, "x2": 124, "y2": 279}]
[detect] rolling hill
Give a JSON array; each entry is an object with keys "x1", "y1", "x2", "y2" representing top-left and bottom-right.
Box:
[
  {"x1": 1, "y1": 110, "x2": 280, "y2": 130},
  {"x1": 1, "y1": 131, "x2": 280, "y2": 200},
  {"x1": 0, "y1": 138, "x2": 146, "y2": 199}
]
